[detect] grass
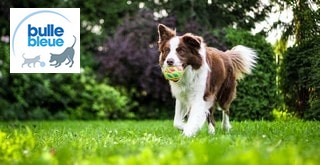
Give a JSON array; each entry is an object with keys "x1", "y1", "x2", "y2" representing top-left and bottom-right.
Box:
[{"x1": 0, "y1": 120, "x2": 319, "y2": 165}]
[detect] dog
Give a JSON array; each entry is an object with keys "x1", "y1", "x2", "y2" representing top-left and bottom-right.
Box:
[
  {"x1": 49, "y1": 35, "x2": 76, "y2": 68},
  {"x1": 157, "y1": 24, "x2": 257, "y2": 137}
]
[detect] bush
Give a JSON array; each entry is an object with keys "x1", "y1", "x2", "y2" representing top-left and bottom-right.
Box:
[
  {"x1": 219, "y1": 28, "x2": 278, "y2": 120},
  {"x1": 0, "y1": 42, "x2": 134, "y2": 120},
  {"x1": 280, "y1": 36, "x2": 320, "y2": 120},
  {"x1": 68, "y1": 68, "x2": 135, "y2": 120},
  {"x1": 96, "y1": 10, "x2": 174, "y2": 119}
]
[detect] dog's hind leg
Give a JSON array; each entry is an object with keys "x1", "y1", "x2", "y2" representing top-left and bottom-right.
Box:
[
  {"x1": 66, "y1": 56, "x2": 74, "y2": 67},
  {"x1": 221, "y1": 108, "x2": 232, "y2": 132},
  {"x1": 65, "y1": 58, "x2": 71, "y2": 65},
  {"x1": 69, "y1": 60, "x2": 74, "y2": 67},
  {"x1": 204, "y1": 92, "x2": 218, "y2": 135},
  {"x1": 207, "y1": 106, "x2": 216, "y2": 134},
  {"x1": 219, "y1": 80, "x2": 236, "y2": 133}
]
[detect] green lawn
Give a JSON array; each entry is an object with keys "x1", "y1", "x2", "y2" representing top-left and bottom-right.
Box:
[{"x1": 0, "y1": 120, "x2": 319, "y2": 164}]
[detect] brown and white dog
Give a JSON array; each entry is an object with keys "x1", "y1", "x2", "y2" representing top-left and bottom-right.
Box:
[{"x1": 157, "y1": 24, "x2": 257, "y2": 137}]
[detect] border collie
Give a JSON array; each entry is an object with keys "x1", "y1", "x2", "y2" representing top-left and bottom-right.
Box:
[{"x1": 157, "y1": 24, "x2": 257, "y2": 137}]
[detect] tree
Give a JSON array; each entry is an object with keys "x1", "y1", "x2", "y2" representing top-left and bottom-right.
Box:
[
  {"x1": 274, "y1": 0, "x2": 320, "y2": 119},
  {"x1": 0, "y1": 0, "x2": 62, "y2": 36},
  {"x1": 144, "y1": 0, "x2": 271, "y2": 31},
  {"x1": 270, "y1": 0, "x2": 320, "y2": 44},
  {"x1": 280, "y1": 36, "x2": 320, "y2": 120}
]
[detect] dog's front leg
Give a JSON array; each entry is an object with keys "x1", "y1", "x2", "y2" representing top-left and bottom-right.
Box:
[
  {"x1": 173, "y1": 99, "x2": 186, "y2": 130},
  {"x1": 55, "y1": 62, "x2": 61, "y2": 68},
  {"x1": 50, "y1": 62, "x2": 57, "y2": 66},
  {"x1": 183, "y1": 100, "x2": 208, "y2": 137}
]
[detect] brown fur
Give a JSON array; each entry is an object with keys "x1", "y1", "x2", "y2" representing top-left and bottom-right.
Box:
[
  {"x1": 158, "y1": 24, "x2": 175, "y2": 66},
  {"x1": 204, "y1": 47, "x2": 237, "y2": 126}
]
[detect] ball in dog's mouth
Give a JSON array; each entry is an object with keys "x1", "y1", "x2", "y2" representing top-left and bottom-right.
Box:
[{"x1": 163, "y1": 66, "x2": 184, "y2": 82}]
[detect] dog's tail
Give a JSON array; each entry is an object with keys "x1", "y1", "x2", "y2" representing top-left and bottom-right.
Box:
[
  {"x1": 229, "y1": 45, "x2": 258, "y2": 80},
  {"x1": 71, "y1": 35, "x2": 76, "y2": 48}
]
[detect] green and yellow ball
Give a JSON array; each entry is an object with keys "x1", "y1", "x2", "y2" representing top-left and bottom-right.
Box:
[{"x1": 163, "y1": 66, "x2": 184, "y2": 82}]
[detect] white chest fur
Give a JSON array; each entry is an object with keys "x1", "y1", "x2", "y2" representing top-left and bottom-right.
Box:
[
  {"x1": 169, "y1": 65, "x2": 209, "y2": 118},
  {"x1": 170, "y1": 66, "x2": 207, "y2": 99}
]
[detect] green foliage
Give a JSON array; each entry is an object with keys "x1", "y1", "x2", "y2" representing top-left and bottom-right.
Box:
[
  {"x1": 271, "y1": 1, "x2": 319, "y2": 119},
  {"x1": 0, "y1": 42, "x2": 134, "y2": 120},
  {"x1": 216, "y1": 28, "x2": 278, "y2": 120},
  {"x1": 0, "y1": 1, "x2": 281, "y2": 120},
  {"x1": 70, "y1": 70, "x2": 135, "y2": 119},
  {"x1": 0, "y1": 120, "x2": 319, "y2": 164},
  {"x1": 270, "y1": 0, "x2": 320, "y2": 44},
  {"x1": 96, "y1": 10, "x2": 177, "y2": 120},
  {"x1": 280, "y1": 36, "x2": 320, "y2": 120},
  {"x1": 144, "y1": 0, "x2": 271, "y2": 31},
  {"x1": 73, "y1": 0, "x2": 137, "y2": 53},
  {"x1": 272, "y1": 109, "x2": 296, "y2": 121}
]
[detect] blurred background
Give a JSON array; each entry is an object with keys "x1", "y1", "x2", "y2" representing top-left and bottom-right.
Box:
[{"x1": 0, "y1": 0, "x2": 319, "y2": 121}]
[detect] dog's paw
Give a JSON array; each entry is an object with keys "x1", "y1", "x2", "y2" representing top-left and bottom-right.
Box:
[
  {"x1": 182, "y1": 127, "x2": 197, "y2": 137},
  {"x1": 173, "y1": 122, "x2": 185, "y2": 130},
  {"x1": 222, "y1": 123, "x2": 232, "y2": 132},
  {"x1": 182, "y1": 130, "x2": 195, "y2": 137},
  {"x1": 208, "y1": 123, "x2": 215, "y2": 135}
]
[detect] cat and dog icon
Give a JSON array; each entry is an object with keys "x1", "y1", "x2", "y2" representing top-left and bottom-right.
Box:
[{"x1": 21, "y1": 35, "x2": 76, "y2": 68}]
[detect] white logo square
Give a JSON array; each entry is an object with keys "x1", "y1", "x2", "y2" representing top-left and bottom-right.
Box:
[{"x1": 10, "y1": 8, "x2": 80, "y2": 73}]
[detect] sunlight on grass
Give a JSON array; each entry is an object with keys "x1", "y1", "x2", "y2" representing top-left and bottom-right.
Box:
[
  {"x1": 0, "y1": 120, "x2": 319, "y2": 164},
  {"x1": 272, "y1": 109, "x2": 296, "y2": 121}
]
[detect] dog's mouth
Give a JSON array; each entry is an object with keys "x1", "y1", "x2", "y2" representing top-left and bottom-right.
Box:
[
  {"x1": 161, "y1": 63, "x2": 187, "y2": 71},
  {"x1": 182, "y1": 63, "x2": 187, "y2": 69}
]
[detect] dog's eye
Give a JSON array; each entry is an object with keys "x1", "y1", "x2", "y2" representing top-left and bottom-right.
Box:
[
  {"x1": 176, "y1": 47, "x2": 185, "y2": 54},
  {"x1": 163, "y1": 47, "x2": 170, "y2": 54}
]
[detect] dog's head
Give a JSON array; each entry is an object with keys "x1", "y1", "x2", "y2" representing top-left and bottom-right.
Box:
[
  {"x1": 157, "y1": 24, "x2": 203, "y2": 70},
  {"x1": 49, "y1": 53, "x2": 57, "y2": 62}
]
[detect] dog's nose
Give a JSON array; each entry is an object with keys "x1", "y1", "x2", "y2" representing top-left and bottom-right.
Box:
[{"x1": 167, "y1": 58, "x2": 174, "y2": 66}]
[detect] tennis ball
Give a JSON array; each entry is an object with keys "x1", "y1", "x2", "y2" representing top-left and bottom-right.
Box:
[{"x1": 163, "y1": 66, "x2": 184, "y2": 82}]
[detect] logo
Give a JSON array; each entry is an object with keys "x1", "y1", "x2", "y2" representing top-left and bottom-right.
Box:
[{"x1": 10, "y1": 8, "x2": 80, "y2": 73}]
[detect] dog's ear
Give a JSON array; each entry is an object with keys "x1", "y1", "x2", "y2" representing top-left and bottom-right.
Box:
[
  {"x1": 158, "y1": 24, "x2": 176, "y2": 44},
  {"x1": 182, "y1": 33, "x2": 202, "y2": 49}
]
